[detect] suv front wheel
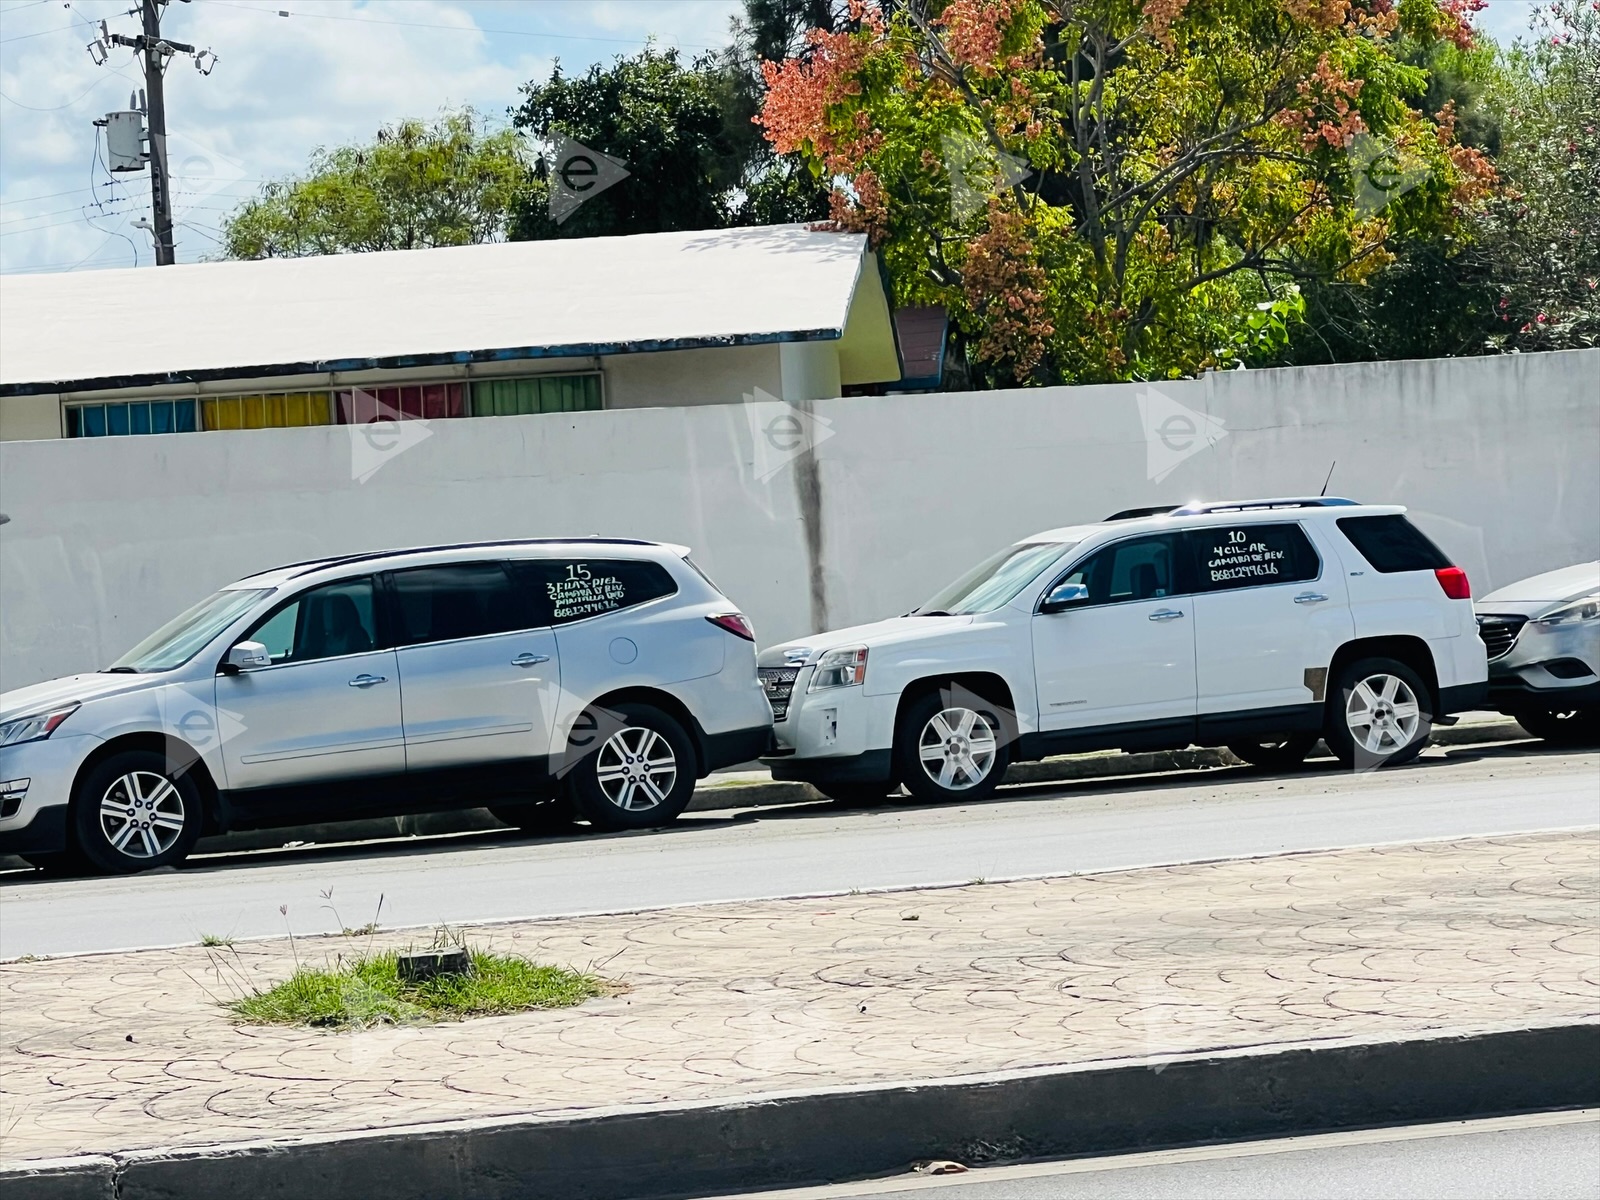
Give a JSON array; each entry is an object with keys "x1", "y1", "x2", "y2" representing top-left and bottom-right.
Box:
[
  {"x1": 566, "y1": 703, "x2": 697, "y2": 832},
  {"x1": 72, "y1": 750, "x2": 203, "y2": 874},
  {"x1": 1325, "y1": 657, "x2": 1433, "y2": 770},
  {"x1": 895, "y1": 689, "x2": 1011, "y2": 804}
]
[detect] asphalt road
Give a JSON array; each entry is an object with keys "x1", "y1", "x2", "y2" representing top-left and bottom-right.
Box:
[
  {"x1": 717, "y1": 1111, "x2": 1600, "y2": 1200},
  {"x1": 1, "y1": 742, "x2": 1595, "y2": 958}
]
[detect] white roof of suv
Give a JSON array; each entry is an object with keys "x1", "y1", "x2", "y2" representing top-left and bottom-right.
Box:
[
  {"x1": 1025, "y1": 497, "x2": 1400, "y2": 545},
  {"x1": 229, "y1": 538, "x2": 692, "y2": 590}
]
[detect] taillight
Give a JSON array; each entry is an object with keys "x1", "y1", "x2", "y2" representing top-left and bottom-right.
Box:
[
  {"x1": 706, "y1": 613, "x2": 755, "y2": 641},
  {"x1": 1435, "y1": 566, "x2": 1471, "y2": 600}
]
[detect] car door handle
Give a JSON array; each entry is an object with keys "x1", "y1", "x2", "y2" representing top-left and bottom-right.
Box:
[
  {"x1": 1148, "y1": 609, "x2": 1184, "y2": 622},
  {"x1": 1294, "y1": 592, "x2": 1330, "y2": 605},
  {"x1": 511, "y1": 653, "x2": 551, "y2": 667},
  {"x1": 348, "y1": 674, "x2": 387, "y2": 688}
]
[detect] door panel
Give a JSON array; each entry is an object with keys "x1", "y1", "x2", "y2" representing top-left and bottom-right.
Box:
[
  {"x1": 217, "y1": 650, "x2": 404, "y2": 789},
  {"x1": 385, "y1": 562, "x2": 561, "y2": 772},
  {"x1": 1185, "y1": 523, "x2": 1354, "y2": 718},
  {"x1": 396, "y1": 630, "x2": 560, "y2": 770},
  {"x1": 1032, "y1": 534, "x2": 1198, "y2": 732}
]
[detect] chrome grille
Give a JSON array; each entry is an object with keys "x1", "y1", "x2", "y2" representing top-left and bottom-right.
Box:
[
  {"x1": 759, "y1": 667, "x2": 800, "y2": 721},
  {"x1": 1476, "y1": 614, "x2": 1527, "y2": 661}
]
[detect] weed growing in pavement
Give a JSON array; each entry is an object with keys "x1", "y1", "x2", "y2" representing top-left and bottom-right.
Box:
[
  {"x1": 199, "y1": 933, "x2": 233, "y2": 947},
  {"x1": 228, "y1": 948, "x2": 607, "y2": 1029}
]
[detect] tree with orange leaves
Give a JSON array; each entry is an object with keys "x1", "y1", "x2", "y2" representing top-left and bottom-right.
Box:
[{"x1": 758, "y1": 0, "x2": 1499, "y2": 384}]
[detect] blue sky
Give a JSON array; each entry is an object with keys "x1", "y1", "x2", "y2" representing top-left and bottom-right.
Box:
[{"x1": 0, "y1": 0, "x2": 1545, "y2": 275}]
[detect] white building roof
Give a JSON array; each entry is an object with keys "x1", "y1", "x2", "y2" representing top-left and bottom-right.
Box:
[{"x1": 0, "y1": 224, "x2": 901, "y2": 395}]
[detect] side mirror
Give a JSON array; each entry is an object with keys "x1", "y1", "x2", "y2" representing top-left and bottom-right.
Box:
[
  {"x1": 1039, "y1": 582, "x2": 1090, "y2": 615},
  {"x1": 222, "y1": 641, "x2": 271, "y2": 673}
]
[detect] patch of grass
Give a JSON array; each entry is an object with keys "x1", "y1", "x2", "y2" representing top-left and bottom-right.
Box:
[
  {"x1": 199, "y1": 933, "x2": 233, "y2": 948},
  {"x1": 229, "y1": 949, "x2": 607, "y2": 1029}
]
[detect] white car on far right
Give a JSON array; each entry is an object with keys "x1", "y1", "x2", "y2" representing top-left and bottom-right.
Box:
[{"x1": 1476, "y1": 561, "x2": 1600, "y2": 745}]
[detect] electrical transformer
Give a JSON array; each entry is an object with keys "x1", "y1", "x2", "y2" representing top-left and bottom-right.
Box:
[{"x1": 103, "y1": 110, "x2": 147, "y2": 172}]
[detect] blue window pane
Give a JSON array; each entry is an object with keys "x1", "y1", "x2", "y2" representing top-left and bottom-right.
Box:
[
  {"x1": 175, "y1": 399, "x2": 197, "y2": 432},
  {"x1": 150, "y1": 402, "x2": 174, "y2": 433},
  {"x1": 80, "y1": 406, "x2": 107, "y2": 437},
  {"x1": 106, "y1": 405, "x2": 130, "y2": 436},
  {"x1": 128, "y1": 403, "x2": 152, "y2": 434}
]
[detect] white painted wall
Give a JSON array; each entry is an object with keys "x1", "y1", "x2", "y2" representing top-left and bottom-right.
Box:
[{"x1": 1, "y1": 350, "x2": 1595, "y2": 687}]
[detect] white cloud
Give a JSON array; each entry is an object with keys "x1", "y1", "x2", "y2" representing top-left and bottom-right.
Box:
[{"x1": 0, "y1": 0, "x2": 737, "y2": 273}]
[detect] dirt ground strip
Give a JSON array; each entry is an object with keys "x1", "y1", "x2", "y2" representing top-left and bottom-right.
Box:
[{"x1": 1, "y1": 829, "x2": 1595, "y2": 1163}]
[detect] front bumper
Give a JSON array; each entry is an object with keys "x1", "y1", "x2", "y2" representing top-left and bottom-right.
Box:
[
  {"x1": 0, "y1": 732, "x2": 98, "y2": 855},
  {"x1": 1480, "y1": 613, "x2": 1599, "y2": 705}
]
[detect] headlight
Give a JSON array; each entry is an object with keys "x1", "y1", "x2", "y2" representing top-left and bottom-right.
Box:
[
  {"x1": 0, "y1": 703, "x2": 79, "y2": 749},
  {"x1": 808, "y1": 646, "x2": 868, "y2": 691},
  {"x1": 1534, "y1": 592, "x2": 1600, "y2": 627}
]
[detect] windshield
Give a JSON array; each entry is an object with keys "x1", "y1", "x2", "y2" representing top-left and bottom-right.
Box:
[
  {"x1": 916, "y1": 541, "x2": 1076, "y2": 615},
  {"x1": 107, "y1": 588, "x2": 274, "y2": 673}
]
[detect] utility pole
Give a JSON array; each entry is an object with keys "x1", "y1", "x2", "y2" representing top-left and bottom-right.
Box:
[{"x1": 89, "y1": 0, "x2": 217, "y2": 266}]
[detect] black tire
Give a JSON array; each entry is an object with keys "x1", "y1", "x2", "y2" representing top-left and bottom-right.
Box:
[
  {"x1": 1510, "y1": 705, "x2": 1600, "y2": 747},
  {"x1": 1226, "y1": 733, "x2": 1320, "y2": 770},
  {"x1": 894, "y1": 688, "x2": 1012, "y2": 804},
  {"x1": 488, "y1": 794, "x2": 576, "y2": 836},
  {"x1": 565, "y1": 703, "x2": 697, "y2": 832},
  {"x1": 71, "y1": 750, "x2": 203, "y2": 874},
  {"x1": 812, "y1": 781, "x2": 898, "y2": 806},
  {"x1": 1324, "y1": 657, "x2": 1433, "y2": 770}
]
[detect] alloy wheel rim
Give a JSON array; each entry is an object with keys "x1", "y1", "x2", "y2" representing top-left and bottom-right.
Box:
[
  {"x1": 1345, "y1": 674, "x2": 1422, "y2": 755},
  {"x1": 99, "y1": 770, "x2": 185, "y2": 859},
  {"x1": 595, "y1": 727, "x2": 677, "y2": 811},
  {"x1": 917, "y1": 706, "x2": 998, "y2": 791}
]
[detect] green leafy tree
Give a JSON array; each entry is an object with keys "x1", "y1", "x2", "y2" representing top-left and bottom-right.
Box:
[
  {"x1": 511, "y1": 40, "x2": 828, "y2": 240},
  {"x1": 758, "y1": 0, "x2": 1499, "y2": 386},
  {"x1": 220, "y1": 109, "x2": 528, "y2": 258},
  {"x1": 1478, "y1": 0, "x2": 1599, "y2": 350}
]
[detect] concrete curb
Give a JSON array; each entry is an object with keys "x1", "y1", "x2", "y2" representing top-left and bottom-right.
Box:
[
  {"x1": 176, "y1": 716, "x2": 1531, "y2": 856},
  {"x1": 7, "y1": 1023, "x2": 1595, "y2": 1200}
]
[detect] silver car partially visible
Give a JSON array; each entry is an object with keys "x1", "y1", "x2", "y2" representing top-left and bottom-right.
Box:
[{"x1": 1476, "y1": 561, "x2": 1600, "y2": 744}]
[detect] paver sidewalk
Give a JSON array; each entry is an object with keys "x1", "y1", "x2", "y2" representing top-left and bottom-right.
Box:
[{"x1": 1, "y1": 830, "x2": 1595, "y2": 1164}]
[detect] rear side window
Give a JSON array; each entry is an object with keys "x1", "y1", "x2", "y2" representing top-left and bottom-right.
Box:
[
  {"x1": 1186, "y1": 524, "x2": 1320, "y2": 592},
  {"x1": 388, "y1": 562, "x2": 524, "y2": 645},
  {"x1": 1337, "y1": 515, "x2": 1451, "y2": 573},
  {"x1": 514, "y1": 559, "x2": 678, "y2": 625}
]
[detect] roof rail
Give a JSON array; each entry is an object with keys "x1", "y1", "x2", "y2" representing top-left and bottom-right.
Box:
[
  {"x1": 1171, "y1": 497, "x2": 1360, "y2": 516},
  {"x1": 1104, "y1": 505, "x2": 1181, "y2": 521},
  {"x1": 275, "y1": 537, "x2": 667, "y2": 579}
]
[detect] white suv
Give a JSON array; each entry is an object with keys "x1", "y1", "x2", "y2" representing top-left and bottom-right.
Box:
[
  {"x1": 760, "y1": 499, "x2": 1488, "y2": 803},
  {"x1": 0, "y1": 540, "x2": 772, "y2": 873}
]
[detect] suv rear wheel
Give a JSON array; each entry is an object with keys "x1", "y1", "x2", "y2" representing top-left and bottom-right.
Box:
[
  {"x1": 566, "y1": 703, "x2": 697, "y2": 832},
  {"x1": 895, "y1": 690, "x2": 1011, "y2": 804},
  {"x1": 72, "y1": 750, "x2": 203, "y2": 874},
  {"x1": 1324, "y1": 657, "x2": 1433, "y2": 769}
]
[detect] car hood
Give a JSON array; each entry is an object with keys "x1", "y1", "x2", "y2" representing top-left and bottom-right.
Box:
[
  {"x1": 0, "y1": 672, "x2": 158, "y2": 722},
  {"x1": 1477, "y1": 561, "x2": 1600, "y2": 616},
  {"x1": 759, "y1": 614, "x2": 978, "y2": 667}
]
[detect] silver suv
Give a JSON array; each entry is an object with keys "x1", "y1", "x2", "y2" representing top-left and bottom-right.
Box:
[{"x1": 0, "y1": 539, "x2": 772, "y2": 873}]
